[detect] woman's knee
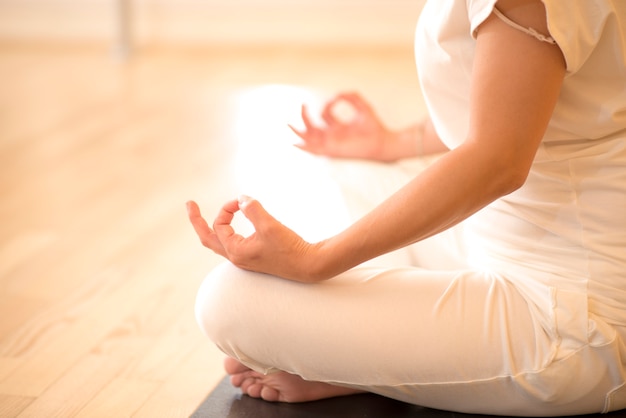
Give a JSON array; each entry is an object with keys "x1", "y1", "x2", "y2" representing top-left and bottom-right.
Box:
[{"x1": 194, "y1": 262, "x2": 252, "y2": 344}]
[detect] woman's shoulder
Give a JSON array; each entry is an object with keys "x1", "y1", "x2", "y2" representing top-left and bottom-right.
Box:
[{"x1": 540, "y1": 0, "x2": 625, "y2": 73}]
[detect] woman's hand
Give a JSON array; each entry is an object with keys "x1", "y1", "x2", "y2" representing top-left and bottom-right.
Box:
[
  {"x1": 187, "y1": 197, "x2": 323, "y2": 282},
  {"x1": 290, "y1": 92, "x2": 399, "y2": 162},
  {"x1": 291, "y1": 92, "x2": 446, "y2": 162}
]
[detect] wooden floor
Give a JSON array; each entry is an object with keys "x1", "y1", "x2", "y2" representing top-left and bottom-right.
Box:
[{"x1": 0, "y1": 41, "x2": 423, "y2": 417}]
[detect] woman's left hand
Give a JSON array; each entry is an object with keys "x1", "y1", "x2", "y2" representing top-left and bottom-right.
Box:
[{"x1": 186, "y1": 197, "x2": 322, "y2": 282}]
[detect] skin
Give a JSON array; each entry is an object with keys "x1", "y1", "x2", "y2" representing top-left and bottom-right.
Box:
[
  {"x1": 288, "y1": 92, "x2": 449, "y2": 162},
  {"x1": 187, "y1": 0, "x2": 566, "y2": 403}
]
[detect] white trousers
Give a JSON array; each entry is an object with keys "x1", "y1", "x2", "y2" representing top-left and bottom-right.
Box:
[{"x1": 195, "y1": 158, "x2": 626, "y2": 416}]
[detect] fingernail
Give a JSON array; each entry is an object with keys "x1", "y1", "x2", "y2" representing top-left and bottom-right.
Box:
[{"x1": 238, "y1": 194, "x2": 253, "y2": 209}]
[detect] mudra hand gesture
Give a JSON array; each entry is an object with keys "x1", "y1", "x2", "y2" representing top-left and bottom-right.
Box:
[
  {"x1": 289, "y1": 92, "x2": 398, "y2": 162},
  {"x1": 186, "y1": 92, "x2": 430, "y2": 280},
  {"x1": 186, "y1": 93, "x2": 384, "y2": 281},
  {"x1": 186, "y1": 197, "x2": 323, "y2": 282}
]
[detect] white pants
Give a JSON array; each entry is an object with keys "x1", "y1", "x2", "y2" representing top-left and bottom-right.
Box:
[{"x1": 195, "y1": 158, "x2": 626, "y2": 416}]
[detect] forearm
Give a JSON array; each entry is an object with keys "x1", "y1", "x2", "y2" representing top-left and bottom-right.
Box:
[
  {"x1": 383, "y1": 117, "x2": 449, "y2": 162},
  {"x1": 310, "y1": 16, "x2": 564, "y2": 280},
  {"x1": 311, "y1": 142, "x2": 523, "y2": 280}
]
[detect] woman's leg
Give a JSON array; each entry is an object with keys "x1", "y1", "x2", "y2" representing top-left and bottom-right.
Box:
[
  {"x1": 223, "y1": 356, "x2": 364, "y2": 402},
  {"x1": 195, "y1": 261, "x2": 599, "y2": 415},
  {"x1": 196, "y1": 157, "x2": 618, "y2": 414}
]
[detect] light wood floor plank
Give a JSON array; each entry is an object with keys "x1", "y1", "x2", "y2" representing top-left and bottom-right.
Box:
[
  {"x1": 0, "y1": 41, "x2": 421, "y2": 416},
  {"x1": 16, "y1": 352, "x2": 139, "y2": 418},
  {"x1": 0, "y1": 248, "x2": 206, "y2": 398},
  {"x1": 74, "y1": 377, "x2": 160, "y2": 418},
  {"x1": 132, "y1": 344, "x2": 225, "y2": 418},
  {"x1": 0, "y1": 394, "x2": 34, "y2": 417}
]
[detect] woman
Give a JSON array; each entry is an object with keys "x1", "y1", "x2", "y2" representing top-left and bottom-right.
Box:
[{"x1": 187, "y1": 0, "x2": 626, "y2": 415}]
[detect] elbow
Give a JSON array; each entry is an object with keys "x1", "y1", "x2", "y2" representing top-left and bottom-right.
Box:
[
  {"x1": 469, "y1": 138, "x2": 534, "y2": 198},
  {"x1": 495, "y1": 162, "x2": 530, "y2": 197}
]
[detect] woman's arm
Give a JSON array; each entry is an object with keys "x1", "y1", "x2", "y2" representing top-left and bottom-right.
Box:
[
  {"x1": 310, "y1": 0, "x2": 566, "y2": 279},
  {"x1": 392, "y1": 117, "x2": 450, "y2": 159},
  {"x1": 188, "y1": 0, "x2": 566, "y2": 283}
]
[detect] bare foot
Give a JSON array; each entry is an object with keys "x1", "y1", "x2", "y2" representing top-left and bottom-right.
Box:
[{"x1": 224, "y1": 357, "x2": 364, "y2": 402}]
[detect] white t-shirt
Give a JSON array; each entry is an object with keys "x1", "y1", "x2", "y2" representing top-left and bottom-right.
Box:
[{"x1": 415, "y1": 0, "x2": 626, "y2": 327}]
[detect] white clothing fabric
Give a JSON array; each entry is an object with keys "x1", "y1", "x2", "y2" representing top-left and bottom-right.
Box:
[
  {"x1": 416, "y1": 0, "x2": 626, "y2": 402},
  {"x1": 195, "y1": 0, "x2": 626, "y2": 415},
  {"x1": 198, "y1": 259, "x2": 621, "y2": 416}
]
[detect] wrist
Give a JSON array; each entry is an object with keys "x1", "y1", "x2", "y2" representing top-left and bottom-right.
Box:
[
  {"x1": 379, "y1": 123, "x2": 426, "y2": 162},
  {"x1": 304, "y1": 240, "x2": 334, "y2": 282},
  {"x1": 397, "y1": 123, "x2": 426, "y2": 158},
  {"x1": 304, "y1": 237, "x2": 352, "y2": 282}
]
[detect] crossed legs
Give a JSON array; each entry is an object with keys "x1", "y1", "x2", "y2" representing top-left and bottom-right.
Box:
[
  {"x1": 194, "y1": 262, "x2": 559, "y2": 414},
  {"x1": 224, "y1": 356, "x2": 364, "y2": 402}
]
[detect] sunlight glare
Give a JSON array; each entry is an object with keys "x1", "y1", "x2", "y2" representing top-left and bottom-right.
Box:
[{"x1": 229, "y1": 84, "x2": 350, "y2": 241}]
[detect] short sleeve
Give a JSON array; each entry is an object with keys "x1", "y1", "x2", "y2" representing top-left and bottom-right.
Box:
[
  {"x1": 466, "y1": 0, "x2": 623, "y2": 74},
  {"x1": 542, "y1": 0, "x2": 621, "y2": 73},
  {"x1": 467, "y1": 0, "x2": 497, "y2": 39}
]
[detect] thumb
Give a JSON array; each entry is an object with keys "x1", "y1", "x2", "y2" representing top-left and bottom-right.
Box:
[{"x1": 238, "y1": 195, "x2": 271, "y2": 227}]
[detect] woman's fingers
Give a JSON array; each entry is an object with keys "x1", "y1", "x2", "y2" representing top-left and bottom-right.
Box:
[
  {"x1": 321, "y1": 97, "x2": 342, "y2": 127},
  {"x1": 186, "y1": 200, "x2": 226, "y2": 256},
  {"x1": 212, "y1": 199, "x2": 251, "y2": 256},
  {"x1": 188, "y1": 198, "x2": 316, "y2": 280},
  {"x1": 300, "y1": 104, "x2": 320, "y2": 134},
  {"x1": 237, "y1": 195, "x2": 270, "y2": 230},
  {"x1": 290, "y1": 93, "x2": 383, "y2": 159},
  {"x1": 187, "y1": 199, "x2": 250, "y2": 261},
  {"x1": 212, "y1": 199, "x2": 239, "y2": 238},
  {"x1": 289, "y1": 105, "x2": 324, "y2": 143},
  {"x1": 186, "y1": 200, "x2": 212, "y2": 240},
  {"x1": 336, "y1": 92, "x2": 370, "y2": 113},
  {"x1": 288, "y1": 123, "x2": 306, "y2": 141},
  {"x1": 212, "y1": 197, "x2": 275, "y2": 256},
  {"x1": 292, "y1": 140, "x2": 321, "y2": 155},
  {"x1": 290, "y1": 105, "x2": 327, "y2": 154}
]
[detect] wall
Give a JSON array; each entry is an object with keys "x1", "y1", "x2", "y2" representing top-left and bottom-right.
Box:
[{"x1": 0, "y1": 0, "x2": 426, "y2": 47}]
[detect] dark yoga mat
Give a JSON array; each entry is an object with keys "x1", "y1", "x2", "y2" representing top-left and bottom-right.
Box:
[{"x1": 191, "y1": 376, "x2": 626, "y2": 418}]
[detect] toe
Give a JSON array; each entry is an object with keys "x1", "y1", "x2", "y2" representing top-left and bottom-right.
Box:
[
  {"x1": 240, "y1": 375, "x2": 259, "y2": 394},
  {"x1": 246, "y1": 382, "x2": 264, "y2": 398},
  {"x1": 224, "y1": 357, "x2": 250, "y2": 374},
  {"x1": 230, "y1": 372, "x2": 245, "y2": 388},
  {"x1": 260, "y1": 386, "x2": 280, "y2": 402}
]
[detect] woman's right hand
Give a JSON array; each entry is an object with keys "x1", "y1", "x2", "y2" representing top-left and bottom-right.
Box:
[
  {"x1": 289, "y1": 92, "x2": 400, "y2": 162},
  {"x1": 187, "y1": 197, "x2": 327, "y2": 282}
]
